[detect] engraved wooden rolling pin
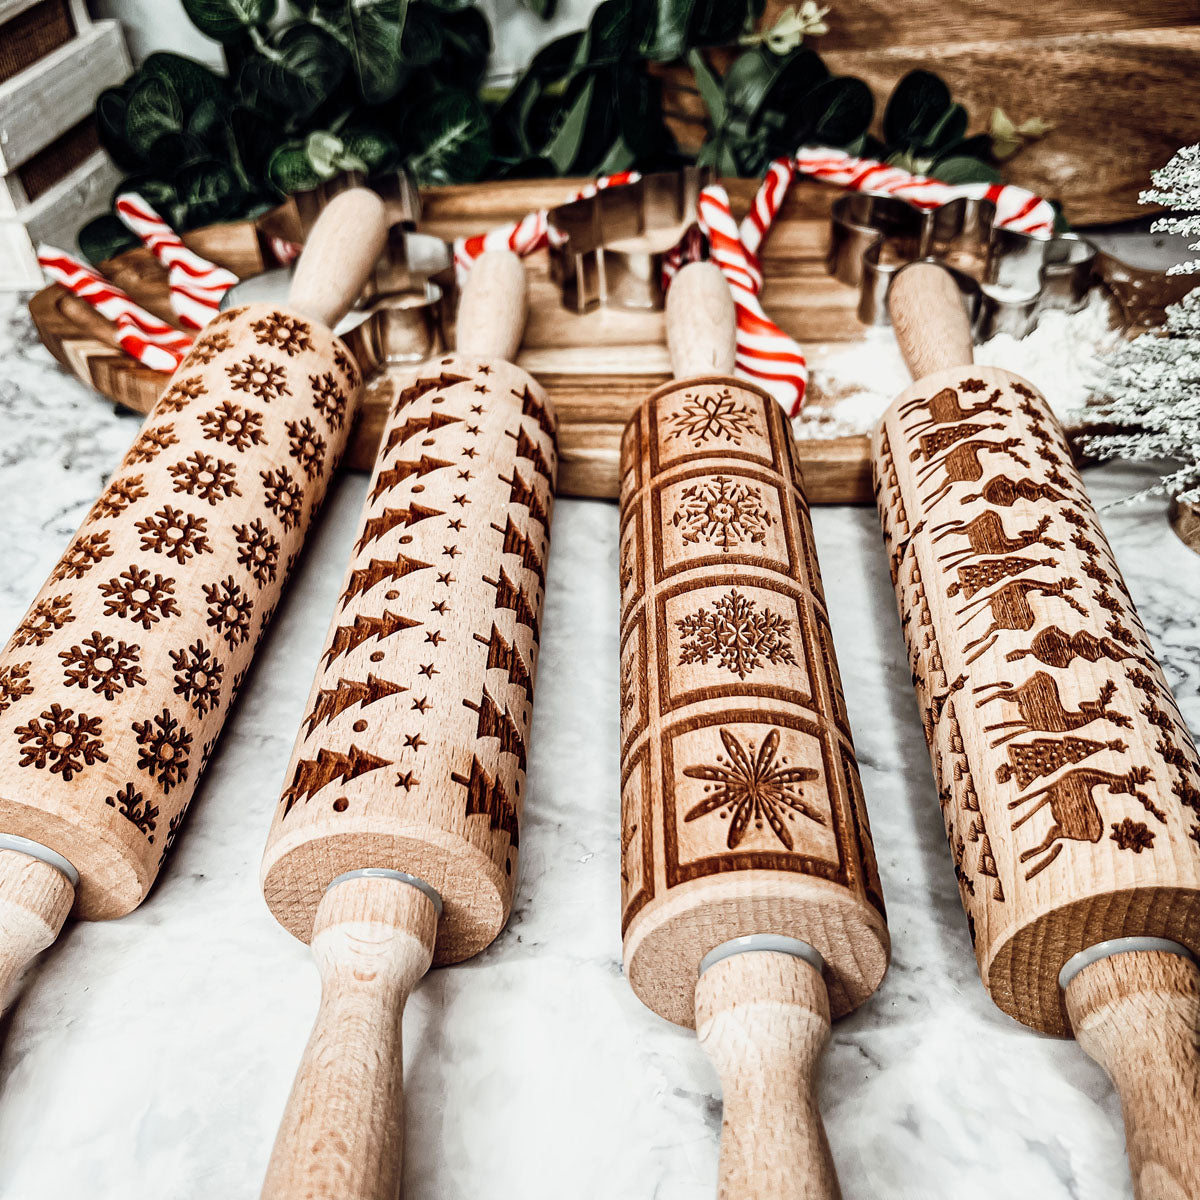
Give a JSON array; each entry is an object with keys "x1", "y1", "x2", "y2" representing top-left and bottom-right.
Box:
[
  {"x1": 619, "y1": 261, "x2": 889, "y2": 1199},
  {"x1": 0, "y1": 189, "x2": 387, "y2": 1006},
  {"x1": 258, "y1": 249, "x2": 555, "y2": 1199},
  {"x1": 873, "y1": 262, "x2": 1200, "y2": 1198}
]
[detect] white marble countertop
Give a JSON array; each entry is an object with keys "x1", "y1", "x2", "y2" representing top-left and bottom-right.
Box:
[{"x1": 0, "y1": 292, "x2": 1198, "y2": 1200}]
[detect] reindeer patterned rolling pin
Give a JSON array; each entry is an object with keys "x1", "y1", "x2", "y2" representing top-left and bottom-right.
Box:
[
  {"x1": 0, "y1": 190, "x2": 387, "y2": 1007},
  {"x1": 873, "y1": 262, "x2": 1200, "y2": 1198},
  {"x1": 619, "y1": 262, "x2": 889, "y2": 1199},
  {"x1": 258, "y1": 249, "x2": 554, "y2": 1200}
]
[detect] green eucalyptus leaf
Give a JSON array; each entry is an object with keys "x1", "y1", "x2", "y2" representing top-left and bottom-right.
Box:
[
  {"x1": 687, "y1": 0, "x2": 756, "y2": 47},
  {"x1": 342, "y1": 125, "x2": 400, "y2": 172},
  {"x1": 182, "y1": 0, "x2": 277, "y2": 42},
  {"x1": 400, "y1": 3, "x2": 443, "y2": 64},
  {"x1": 882, "y1": 68, "x2": 952, "y2": 152},
  {"x1": 267, "y1": 140, "x2": 324, "y2": 193},
  {"x1": 929, "y1": 155, "x2": 1001, "y2": 185},
  {"x1": 78, "y1": 215, "x2": 141, "y2": 265},
  {"x1": 124, "y1": 75, "x2": 185, "y2": 156},
  {"x1": 586, "y1": 0, "x2": 635, "y2": 67},
  {"x1": 595, "y1": 133, "x2": 637, "y2": 174},
  {"x1": 802, "y1": 75, "x2": 873, "y2": 146},
  {"x1": 406, "y1": 89, "x2": 492, "y2": 183},
  {"x1": 541, "y1": 74, "x2": 594, "y2": 173},
  {"x1": 237, "y1": 24, "x2": 349, "y2": 120},
  {"x1": 920, "y1": 101, "x2": 967, "y2": 153},
  {"x1": 142, "y1": 52, "x2": 230, "y2": 111},
  {"x1": 175, "y1": 157, "x2": 244, "y2": 224},
  {"x1": 95, "y1": 85, "x2": 141, "y2": 168},
  {"x1": 687, "y1": 48, "x2": 724, "y2": 125},
  {"x1": 187, "y1": 96, "x2": 232, "y2": 153},
  {"x1": 345, "y1": 0, "x2": 408, "y2": 104},
  {"x1": 641, "y1": 0, "x2": 695, "y2": 61}
]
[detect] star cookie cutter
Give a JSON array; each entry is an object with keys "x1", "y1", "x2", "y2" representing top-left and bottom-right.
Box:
[
  {"x1": 547, "y1": 166, "x2": 712, "y2": 312},
  {"x1": 827, "y1": 191, "x2": 1098, "y2": 339}
]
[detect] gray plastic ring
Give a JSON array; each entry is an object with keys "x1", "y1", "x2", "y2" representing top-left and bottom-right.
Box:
[
  {"x1": 698, "y1": 934, "x2": 825, "y2": 978},
  {"x1": 0, "y1": 834, "x2": 79, "y2": 887},
  {"x1": 327, "y1": 867, "x2": 443, "y2": 916},
  {"x1": 1058, "y1": 936, "x2": 1195, "y2": 991}
]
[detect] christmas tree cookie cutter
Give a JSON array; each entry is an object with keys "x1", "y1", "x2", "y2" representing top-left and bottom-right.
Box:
[
  {"x1": 547, "y1": 167, "x2": 712, "y2": 312},
  {"x1": 828, "y1": 191, "x2": 1098, "y2": 339}
]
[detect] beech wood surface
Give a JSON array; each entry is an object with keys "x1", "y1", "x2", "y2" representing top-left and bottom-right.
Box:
[
  {"x1": 262, "y1": 251, "x2": 555, "y2": 961},
  {"x1": 695, "y1": 950, "x2": 841, "y2": 1200},
  {"x1": 872, "y1": 269, "x2": 1200, "y2": 1036},
  {"x1": 0, "y1": 849, "x2": 74, "y2": 1007},
  {"x1": 619, "y1": 264, "x2": 888, "y2": 1027}
]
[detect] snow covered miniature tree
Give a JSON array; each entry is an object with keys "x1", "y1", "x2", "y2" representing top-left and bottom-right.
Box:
[{"x1": 1084, "y1": 144, "x2": 1200, "y2": 503}]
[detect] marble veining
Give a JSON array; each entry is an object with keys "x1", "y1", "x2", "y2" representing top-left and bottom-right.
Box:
[{"x1": 0, "y1": 293, "x2": 1198, "y2": 1198}]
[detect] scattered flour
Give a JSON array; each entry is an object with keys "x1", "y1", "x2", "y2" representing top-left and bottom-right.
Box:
[{"x1": 795, "y1": 291, "x2": 1122, "y2": 438}]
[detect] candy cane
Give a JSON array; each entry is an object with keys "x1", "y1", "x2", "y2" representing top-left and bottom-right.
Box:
[
  {"x1": 38, "y1": 245, "x2": 195, "y2": 373},
  {"x1": 115, "y1": 193, "x2": 239, "y2": 329},
  {"x1": 794, "y1": 147, "x2": 1056, "y2": 236}
]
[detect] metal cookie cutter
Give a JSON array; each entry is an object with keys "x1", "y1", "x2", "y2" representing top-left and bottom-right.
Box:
[
  {"x1": 547, "y1": 166, "x2": 712, "y2": 312},
  {"x1": 827, "y1": 192, "x2": 1098, "y2": 340}
]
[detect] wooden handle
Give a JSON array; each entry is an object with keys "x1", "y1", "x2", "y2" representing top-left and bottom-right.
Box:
[
  {"x1": 261, "y1": 874, "x2": 437, "y2": 1200},
  {"x1": 0, "y1": 849, "x2": 73, "y2": 1009},
  {"x1": 1064, "y1": 950, "x2": 1200, "y2": 1200},
  {"x1": 666, "y1": 261, "x2": 737, "y2": 380},
  {"x1": 696, "y1": 952, "x2": 842, "y2": 1200},
  {"x1": 887, "y1": 263, "x2": 974, "y2": 379},
  {"x1": 288, "y1": 188, "x2": 389, "y2": 329},
  {"x1": 455, "y1": 249, "x2": 528, "y2": 361}
]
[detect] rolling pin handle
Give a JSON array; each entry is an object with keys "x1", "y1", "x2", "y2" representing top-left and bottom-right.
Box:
[
  {"x1": 665, "y1": 261, "x2": 738, "y2": 380},
  {"x1": 695, "y1": 941, "x2": 843, "y2": 1200},
  {"x1": 1062, "y1": 942, "x2": 1200, "y2": 1200},
  {"x1": 886, "y1": 262, "x2": 976, "y2": 379},
  {"x1": 0, "y1": 843, "x2": 75, "y2": 1010},
  {"x1": 260, "y1": 871, "x2": 440, "y2": 1200},
  {"x1": 455, "y1": 249, "x2": 529, "y2": 362}
]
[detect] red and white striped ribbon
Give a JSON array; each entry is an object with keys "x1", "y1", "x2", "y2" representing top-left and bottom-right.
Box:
[
  {"x1": 38, "y1": 245, "x2": 195, "y2": 373},
  {"x1": 452, "y1": 170, "x2": 642, "y2": 278},
  {"x1": 697, "y1": 163, "x2": 810, "y2": 416},
  {"x1": 115, "y1": 193, "x2": 239, "y2": 329},
  {"x1": 794, "y1": 146, "x2": 1056, "y2": 236}
]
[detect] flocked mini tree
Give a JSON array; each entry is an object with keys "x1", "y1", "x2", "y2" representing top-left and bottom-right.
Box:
[{"x1": 1084, "y1": 145, "x2": 1200, "y2": 504}]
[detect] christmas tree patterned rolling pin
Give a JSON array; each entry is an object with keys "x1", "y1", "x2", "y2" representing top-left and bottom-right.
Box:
[
  {"x1": 873, "y1": 262, "x2": 1200, "y2": 1199},
  {"x1": 0, "y1": 189, "x2": 387, "y2": 1008},
  {"x1": 619, "y1": 261, "x2": 889, "y2": 1199},
  {"x1": 258, "y1": 249, "x2": 555, "y2": 1200}
]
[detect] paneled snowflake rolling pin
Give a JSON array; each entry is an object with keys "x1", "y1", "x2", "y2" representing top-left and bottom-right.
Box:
[
  {"x1": 0, "y1": 189, "x2": 387, "y2": 1006},
  {"x1": 873, "y1": 262, "x2": 1200, "y2": 1199},
  {"x1": 259, "y1": 249, "x2": 555, "y2": 1200},
  {"x1": 619, "y1": 261, "x2": 889, "y2": 1199}
]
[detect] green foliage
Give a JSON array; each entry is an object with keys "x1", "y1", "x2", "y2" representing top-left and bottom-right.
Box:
[{"x1": 83, "y1": 0, "x2": 1008, "y2": 262}]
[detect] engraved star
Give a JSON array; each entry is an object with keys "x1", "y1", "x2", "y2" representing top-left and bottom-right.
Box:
[
  {"x1": 437, "y1": 571, "x2": 454, "y2": 586},
  {"x1": 412, "y1": 696, "x2": 431, "y2": 713},
  {"x1": 473, "y1": 384, "x2": 489, "y2": 394},
  {"x1": 462, "y1": 447, "x2": 478, "y2": 459},
  {"x1": 431, "y1": 600, "x2": 448, "y2": 614},
  {"x1": 453, "y1": 494, "x2": 470, "y2": 507},
  {"x1": 404, "y1": 733, "x2": 427, "y2": 750},
  {"x1": 396, "y1": 770, "x2": 419, "y2": 791},
  {"x1": 466, "y1": 424, "x2": 481, "y2": 436},
  {"x1": 426, "y1": 630, "x2": 445, "y2": 646},
  {"x1": 418, "y1": 662, "x2": 439, "y2": 678},
  {"x1": 470, "y1": 403, "x2": 484, "y2": 413},
  {"x1": 443, "y1": 544, "x2": 460, "y2": 558},
  {"x1": 458, "y1": 469, "x2": 472, "y2": 481},
  {"x1": 478, "y1": 365, "x2": 492, "y2": 375},
  {"x1": 446, "y1": 518, "x2": 465, "y2": 532}
]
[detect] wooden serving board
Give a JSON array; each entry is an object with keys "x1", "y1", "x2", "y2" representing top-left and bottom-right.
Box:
[{"x1": 29, "y1": 177, "x2": 878, "y2": 503}]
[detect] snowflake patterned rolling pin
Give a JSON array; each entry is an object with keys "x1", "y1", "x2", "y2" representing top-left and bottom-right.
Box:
[
  {"x1": 873, "y1": 262, "x2": 1200, "y2": 1199},
  {"x1": 258, "y1": 249, "x2": 555, "y2": 1200},
  {"x1": 0, "y1": 189, "x2": 387, "y2": 1008},
  {"x1": 619, "y1": 262, "x2": 888, "y2": 1200}
]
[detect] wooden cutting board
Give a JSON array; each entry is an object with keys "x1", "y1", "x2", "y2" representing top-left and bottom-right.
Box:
[{"x1": 29, "y1": 177, "x2": 881, "y2": 503}]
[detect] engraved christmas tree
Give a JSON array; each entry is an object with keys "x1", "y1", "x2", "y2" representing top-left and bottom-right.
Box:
[
  {"x1": 383, "y1": 410, "x2": 464, "y2": 459},
  {"x1": 355, "y1": 503, "x2": 443, "y2": 554},
  {"x1": 283, "y1": 746, "x2": 393, "y2": 815}
]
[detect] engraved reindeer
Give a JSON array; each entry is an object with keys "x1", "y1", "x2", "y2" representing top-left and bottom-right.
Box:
[
  {"x1": 1010, "y1": 765, "x2": 1155, "y2": 879},
  {"x1": 957, "y1": 576, "x2": 1088, "y2": 662},
  {"x1": 909, "y1": 422, "x2": 1006, "y2": 462},
  {"x1": 975, "y1": 673, "x2": 1133, "y2": 746},
  {"x1": 898, "y1": 385, "x2": 1009, "y2": 433},
  {"x1": 932, "y1": 512, "x2": 1064, "y2": 568},
  {"x1": 919, "y1": 439, "x2": 1032, "y2": 506}
]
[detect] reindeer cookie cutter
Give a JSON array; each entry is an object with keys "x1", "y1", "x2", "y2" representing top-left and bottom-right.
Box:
[
  {"x1": 547, "y1": 167, "x2": 712, "y2": 312},
  {"x1": 828, "y1": 192, "x2": 1098, "y2": 340}
]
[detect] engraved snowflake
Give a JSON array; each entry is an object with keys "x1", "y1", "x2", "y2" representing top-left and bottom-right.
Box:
[
  {"x1": 673, "y1": 475, "x2": 772, "y2": 551},
  {"x1": 676, "y1": 589, "x2": 797, "y2": 679},
  {"x1": 227, "y1": 354, "x2": 290, "y2": 402},
  {"x1": 157, "y1": 807, "x2": 188, "y2": 869},
  {"x1": 202, "y1": 576, "x2": 253, "y2": 647},
  {"x1": 683, "y1": 727, "x2": 821, "y2": 850},
  {"x1": 667, "y1": 388, "x2": 757, "y2": 446},
  {"x1": 89, "y1": 476, "x2": 147, "y2": 522},
  {"x1": 1110, "y1": 817, "x2": 1155, "y2": 853},
  {"x1": 158, "y1": 375, "x2": 208, "y2": 413},
  {"x1": 233, "y1": 517, "x2": 279, "y2": 586},
  {"x1": 132, "y1": 707, "x2": 192, "y2": 792},
  {"x1": 200, "y1": 400, "x2": 265, "y2": 452},
  {"x1": 59, "y1": 630, "x2": 146, "y2": 700},
  {"x1": 12, "y1": 595, "x2": 74, "y2": 647},
  {"x1": 106, "y1": 782, "x2": 158, "y2": 841},
  {"x1": 170, "y1": 639, "x2": 224, "y2": 717},
  {"x1": 251, "y1": 312, "x2": 312, "y2": 357},
  {"x1": 135, "y1": 505, "x2": 212, "y2": 564},
  {"x1": 261, "y1": 466, "x2": 303, "y2": 530},
  {"x1": 0, "y1": 662, "x2": 33, "y2": 713},
  {"x1": 123, "y1": 423, "x2": 179, "y2": 465},
  {"x1": 99, "y1": 565, "x2": 180, "y2": 629},
  {"x1": 334, "y1": 343, "x2": 360, "y2": 388},
  {"x1": 168, "y1": 451, "x2": 241, "y2": 506},
  {"x1": 310, "y1": 371, "x2": 348, "y2": 430},
  {"x1": 286, "y1": 417, "x2": 327, "y2": 480},
  {"x1": 185, "y1": 330, "x2": 231, "y2": 366},
  {"x1": 51, "y1": 532, "x2": 113, "y2": 581},
  {"x1": 14, "y1": 703, "x2": 108, "y2": 781}
]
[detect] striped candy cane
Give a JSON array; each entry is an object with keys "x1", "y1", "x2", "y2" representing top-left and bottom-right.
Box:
[
  {"x1": 115, "y1": 193, "x2": 239, "y2": 329},
  {"x1": 38, "y1": 246, "x2": 195, "y2": 373},
  {"x1": 696, "y1": 164, "x2": 810, "y2": 416},
  {"x1": 794, "y1": 147, "x2": 1056, "y2": 236}
]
